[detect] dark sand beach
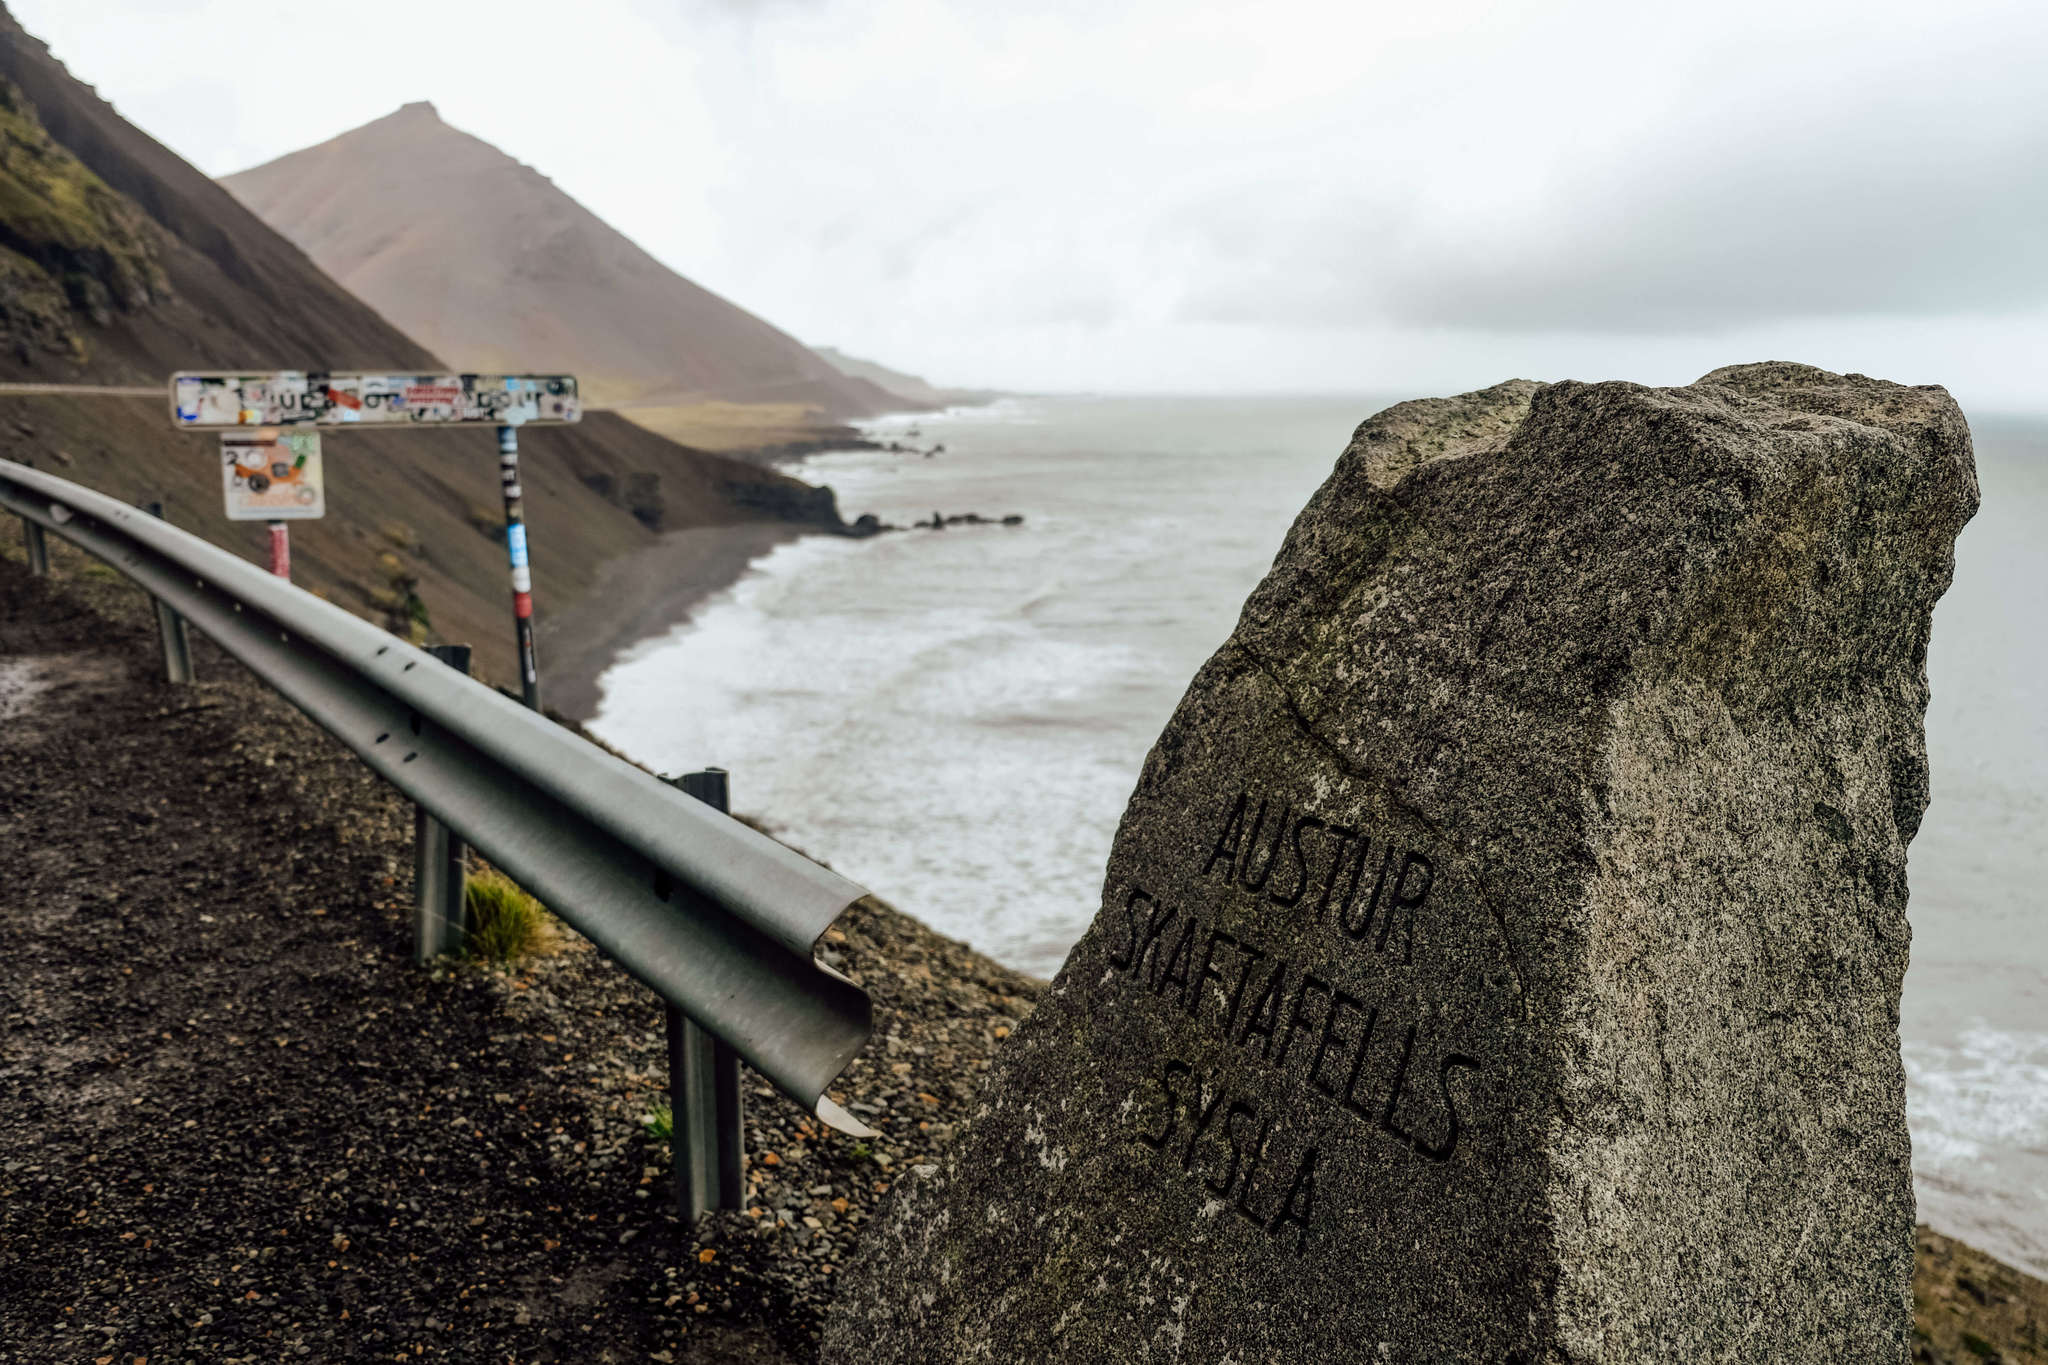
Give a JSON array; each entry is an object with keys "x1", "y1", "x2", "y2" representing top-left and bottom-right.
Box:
[{"x1": 538, "y1": 521, "x2": 807, "y2": 724}]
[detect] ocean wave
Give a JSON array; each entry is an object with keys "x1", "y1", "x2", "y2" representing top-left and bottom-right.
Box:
[
  {"x1": 1906, "y1": 1023, "x2": 2048, "y2": 1275},
  {"x1": 1907, "y1": 1025, "x2": 2048, "y2": 1156}
]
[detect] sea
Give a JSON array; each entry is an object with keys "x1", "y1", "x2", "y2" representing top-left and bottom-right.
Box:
[{"x1": 590, "y1": 394, "x2": 2047, "y2": 1277}]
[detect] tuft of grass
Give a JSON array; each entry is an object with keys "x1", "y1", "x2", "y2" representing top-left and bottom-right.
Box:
[
  {"x1": 463, "y1": 868, "x2": 557, "y2": 961},
  {"x1": 642, "y1": 1100, "x2": 674, "y2": 1142}
]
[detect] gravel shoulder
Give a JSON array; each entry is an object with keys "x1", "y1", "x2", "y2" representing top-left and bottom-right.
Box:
[{"x1": 0, "y1": 536, "x2": 1042, "y2": 1365}]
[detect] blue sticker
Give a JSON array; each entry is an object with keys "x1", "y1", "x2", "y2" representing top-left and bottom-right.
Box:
[{"x1": 507, "y1": 523, "x2": 528, "y2": 566}]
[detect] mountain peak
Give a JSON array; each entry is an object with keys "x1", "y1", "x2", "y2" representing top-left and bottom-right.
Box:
[{"x1": 221, "y1": 108, "x2": 892, "y2": 415}]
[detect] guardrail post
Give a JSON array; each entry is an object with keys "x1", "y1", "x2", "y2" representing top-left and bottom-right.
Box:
[
  {"x1": 142, "y1": 501, "x2": 194, "y2": 683},
  {"x1": 16, "y1": 456, "x2": 46, "y2": 575},
  {"x1": 18, "y1": 511, "x2": 45, "y2": 575},
  {"x1": 666, "y1": 767, "x2": 747, "y2": 1219},
  {"x1": 412, "y1": 644, "x2": 473, "y2": 963}
]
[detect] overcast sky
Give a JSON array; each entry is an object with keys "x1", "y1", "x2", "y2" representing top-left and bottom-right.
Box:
[{"x1": 14, "y1": 0, "x2": 2047, "y2": 409}]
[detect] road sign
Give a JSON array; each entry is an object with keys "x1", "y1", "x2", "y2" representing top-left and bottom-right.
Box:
[
  {"x1": 222, "y1": 430, "x2": 323, "y2": 521},
  {"x1": 171, "y1": 372, "x2": 580, "y2": 429},
  {"x1": 173, "y1": 369, "x2": 577, "y2": 710}
]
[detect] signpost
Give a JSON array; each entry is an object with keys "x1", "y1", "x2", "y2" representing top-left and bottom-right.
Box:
[
  {"x1": 171, "y1": 372, "x2": 580, "y2": 708},
  {"x1": 169, "y1": 372, "x2": 580, "y2": 430},
  {"x1": 220, "y1": 429, "x2": 322, "y2": 580},
  {"x1": 497, "y1": 425, "x2": 540, "y2": 709}
]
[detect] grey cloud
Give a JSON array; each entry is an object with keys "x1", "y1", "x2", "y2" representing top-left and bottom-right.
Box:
[{"x1": 1181, "y1": 70, "x2": 2048, "y2": 333}]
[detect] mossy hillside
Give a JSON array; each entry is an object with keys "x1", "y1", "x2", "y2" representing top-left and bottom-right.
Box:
[
  {"x1": 0, "y1": 238, "x2": 76, "y2": 358},
  {"x1": 0, "y1": 75, "x2": 165, "y2": 356}
]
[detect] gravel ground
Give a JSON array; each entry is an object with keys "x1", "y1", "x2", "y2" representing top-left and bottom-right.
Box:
[{"x1": 0, "y1": 536, "x2": 1043, "y2": 1365}]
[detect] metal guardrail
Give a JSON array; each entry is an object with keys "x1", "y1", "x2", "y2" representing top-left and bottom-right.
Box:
[{"x1": 0, "y1": 456, "x2": 878, "y2": 1147}]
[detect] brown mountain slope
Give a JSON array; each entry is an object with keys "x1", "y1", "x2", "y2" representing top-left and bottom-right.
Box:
[
  {"x1": 0, "y1": 5, "x2": 844, "y2": 690},
  {"x1": 221, "y1": 102, "x2": 895, "y2": 416},
  {"x1": 814, "y1": 347, "x2": 948, "y2": 410},
  {"x1": 0, "y1": 8, "x2": 439, "y2": 380}
]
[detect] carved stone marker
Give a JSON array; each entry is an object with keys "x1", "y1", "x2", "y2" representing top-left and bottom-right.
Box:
[{"x1": 823, "y1": 365, "x2": 1978, "y2": 1363}]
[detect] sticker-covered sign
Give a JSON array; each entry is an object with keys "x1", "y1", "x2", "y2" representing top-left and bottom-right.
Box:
[
  {"x1": 222, "y1": 430, "x2": 324, "y2": 521},
  {"x1": 172, "y1": 372, "x2": 580, "y2": 429}
]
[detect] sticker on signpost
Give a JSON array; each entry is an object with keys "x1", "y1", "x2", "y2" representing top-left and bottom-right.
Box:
[
  {"x1": 222, "y1": 430, "x2": 324, "y2": 521},
  {"x1": 171, "y1": 372, "x2": 580, "y2": 429}
]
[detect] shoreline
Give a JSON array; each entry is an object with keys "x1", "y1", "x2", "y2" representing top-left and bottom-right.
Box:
[
  {"x1": 536, "y1": 519, "x2": 812, "y2": 726},
  {"x1": 540, "y1": 423, "x2": 896, "y2": 726}
]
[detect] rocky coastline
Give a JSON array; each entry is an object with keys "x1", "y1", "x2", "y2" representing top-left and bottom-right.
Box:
[
  {"x1": 540, "y1": 426, "x2": 1026, "y2": 723},
  {"x1": 732, "y1": 433, "x2": 886, "y2": 464}
]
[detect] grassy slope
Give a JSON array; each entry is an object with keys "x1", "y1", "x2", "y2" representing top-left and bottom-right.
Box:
[{"x1": 0, "y1": 75, "x2": 164, "y2": 362}]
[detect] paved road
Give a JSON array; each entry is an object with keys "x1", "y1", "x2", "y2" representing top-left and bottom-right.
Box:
[{"x1": 0, "y1": 383, "x2": 162, "y2": 398}]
